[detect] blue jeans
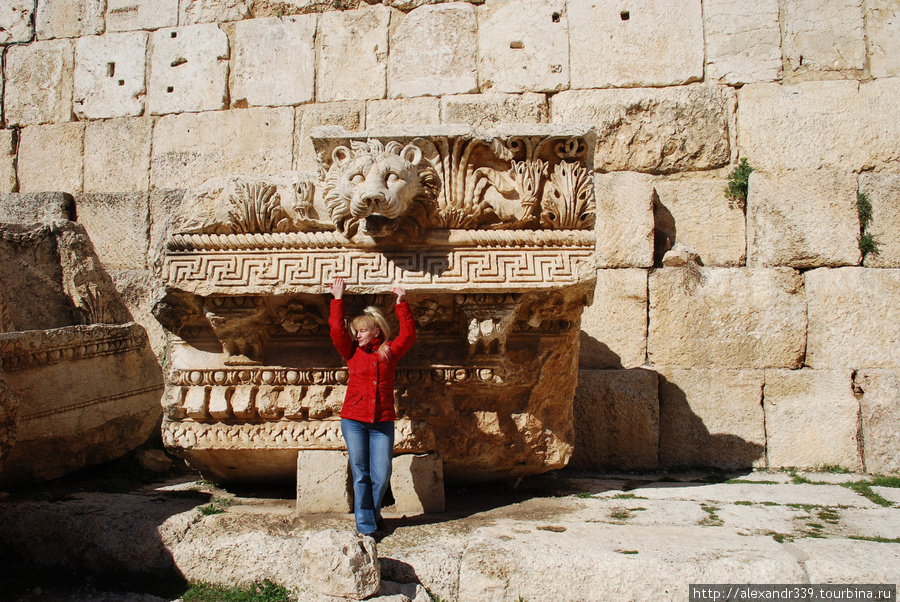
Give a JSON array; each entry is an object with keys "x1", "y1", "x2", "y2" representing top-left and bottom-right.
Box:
[{"x1": 341, "y1": 418, "x2": 394, "y2": 534}]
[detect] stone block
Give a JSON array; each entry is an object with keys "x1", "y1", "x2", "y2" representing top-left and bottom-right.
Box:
[
  {"x1": 151, "y1": 107, "x2": 294, "y2": 189},
  {"x1": 568, "y1": 0, "x2": 703, "y2": 89},
  {"x1": 859, "y1": 173, "x2": 900, "y2": 268},
  {"x1": 296, "y1": 450, "x2": 351, "y2": 512},
  {"x1": 147, "y1": 24, "x2": 229, "y2": 115},
  {"x1": 658, "y1": 369, "x2": 766, "y2": 470},
  {"x1": 570, "y1": 369, "x2": 658, "y2": 471},
  {"x1": 301, "y1": 529, "x2": 380, "y2": 599},
  {"x1": 36, "y1": 0, "x2": 105, "y2": 39},
  {"x1": 0, "y1": 193, "x2": 75, "y2": 223},
  {"x1": 389, "y1": 3, "x2": 477, "y2": 98},
  {"x1": 179, "y1": 0, "x2": 251, "y2": 25},
  {"x1": 5, "y1": 39, "x2": 74, "y2": 127},
  {"x1": 653, "y1": 178, "x2": 747, "y2": 267},
  {"x1": 75, "y1": 193, "x2": 150, "y2": 270},
  {"x1": 747, "y1": 170, "x2": 860, "y2": 268},
  {"x1": 292, "y1": 102, "x2": 365, "y2": 171},
  {"x1": 74, "y1": 31, "x2": 148, "y2": 120},
  {"x1": 18, "y1": 123, "x2": 84, "y2": 194},
  {"x1": 593, "y1": 172, "x2": 654, "y2": 268},
  {"x1": 0, "y1": 1, "x2": 34, "y2": 44},
  {"x1": 148, "y1": 189, "x2": 187, "y2": 271},
  {"x1": 580, "y1": 268, "x2": 648, "y2": 369},
  {"x1": 106, "y1": 0, "x2": 178, "y2": 32},
  {"x1": 440, "y1": 93, "x2": 547, "y2": 128},
  {"x1": 317, "y1": 5, "x2": 391, "y2": 102},
  {"x1": 366, "y1": 97, "x2": 440, "y2": 127},
  {"x1": 782, "y1": 0, "x2": 866, "y2": 77},
  {"x1": 806, "y1": 267, "x2": 900, "y2": 369},
  {"x1": 0, "y1": 131, "x2": 16, "y2": 193},
  {"x1": 764, "y1": 369, "x2": 862, "y2": 471},
  {"x1": 231, "y1": 15, "x2": 316, "y2": 108},
  {"x1": 854, "y1": 370, "x2": 900, "y2": 474},
  {"x1": 703, "y1": 0, "x2": 781, "y2": 85},
  {"x1": 551, "y1": 86, "x2": 733, "y2": 174},
  {"x1": 648, "y1": 268, "x2": 807, "y2": 369},
  {"x1": 477, "y1": 0, "x2": 567, "y2": 94},
  {"x1": 390, "y1": 453, "x2": 445, "y2": 514},
  {"x1": 867, "y1": 0, "x2": 900, "y2": 78},
  {"x1": 737, "y1": 80, "x2": 900, "y2": 172},
  {"x1": 84, "y1": 117, "x2": 153, "y2": 193},
  {"x1": 109, "y1": 269, "x2": 168, "y2": 359}
]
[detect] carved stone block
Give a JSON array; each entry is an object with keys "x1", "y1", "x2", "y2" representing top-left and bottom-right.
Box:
[
  {"x1": 75, "y1": 193, "x2": 150, "y2": 270},
  {"x1": 293, "y1": 102, "x2": 366, "y2": 171},
  {"x1": 782, "y1": 0, "x2": 865, "y2": 77},
  {"x1": 440, "y1": 93, "x2": 548, "y2": 129},
  {"x1": 390, "y1": 453, "x2": 445, "y2": 514},
  {"x1": 367, "y1": 98, "x2": 441, "y2": 128},
  {"x1": 388, "y1": 3, "x2": 477, "y2": 98},
  {"x1": 36, "y1": 0, "x2": 105, "y2": 40},
  {"x1": 232, "y1": 15, "x2": 316, "y2": 108},
  {"x1": 84, "y1": 117, "x2": 153, "y2": 193},
  {"x1": 296, "y1": 449, "x2": 352, "y2": 513},
  {"x1": 703, "y1": 0, "x2": 781, "y2": 85},
  {"x1": 0, "y1": 193, "x2": 75, "y2": 224},
  {"x1": 477, "y1": 0, "x2": 568, "y2": 94},
  {"x1": 580, "y1": 268, "x2": 648, "y2": 369},
  {"x1": 5, "y1": 39, "x2": 74, "y2": 127},
  {"x1": 0, "y1": 0, "x2": 34, "y2": 44},
  {"x1": 593, "y1": 172, "x2": 654, "y2": 268},
  {"x1": 18, "y1": 123, "x2": 85, "y2": 194},
  {"x1": 74, "y1": 31, "x2": 148, "y2": 120},
  {"x1": 317, "y1": 5, "x2": 391, "y2": 103},
  {"x1": 179, "y1": 0, "x2": 251, "y2": 25},
  {"x1": 147, "y1": 24, "x2": 229, "y2": 115},
  {"x1": 106, "y1": 0, "x2": 178, "y2": 32}
]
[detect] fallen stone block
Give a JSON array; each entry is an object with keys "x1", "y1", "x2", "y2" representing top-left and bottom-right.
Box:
[
  {"x1": 302, "y1": 529, "x2": 380, "y2": 599},
  {"x1": 390, "y1": 453, "x2": 445, "y2": 514},
  {"x1": 296, "y1": 449, "x2": 352, "y2": 514}
]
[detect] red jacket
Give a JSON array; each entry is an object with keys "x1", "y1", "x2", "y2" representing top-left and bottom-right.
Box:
[{"x1": 329, "y1": 299, "x2": 416, "y2": 423}]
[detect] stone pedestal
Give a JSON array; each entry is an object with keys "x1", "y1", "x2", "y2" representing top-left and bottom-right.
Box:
[
  {"x1": 390, "y1": 452, "x2": 445, "y2": 515},
  {"x1": 296, "y1": 449, "x2": 352, "y2": 514}
]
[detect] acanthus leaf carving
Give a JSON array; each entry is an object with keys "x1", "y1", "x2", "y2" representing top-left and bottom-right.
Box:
[
  {"x1": 541, "y1": 161, "x2": 596, "y2": 230},
  {"x1": 419, "y1": 137, "x2": 500, "y2": 229},
  {"x1": 226, "y1": 181, "x2": 289, "y2": 234}
]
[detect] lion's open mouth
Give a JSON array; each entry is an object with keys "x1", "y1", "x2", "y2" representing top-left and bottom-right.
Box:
[{"x1": 361, "y1": 215, "x2": 400, "y2": 237}]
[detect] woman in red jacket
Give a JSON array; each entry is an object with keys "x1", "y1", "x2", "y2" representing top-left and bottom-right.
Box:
[{"x1": 328, "y1": 277, "x2": 416, "y2": 535}]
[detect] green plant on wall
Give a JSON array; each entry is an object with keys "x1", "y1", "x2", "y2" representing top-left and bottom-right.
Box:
[
  {"x1": 857, "y1": 191, "x2": 880, "y2": 260},
  {"x1": 724, "y1": 158, "x2": 754, "y2": 211}
]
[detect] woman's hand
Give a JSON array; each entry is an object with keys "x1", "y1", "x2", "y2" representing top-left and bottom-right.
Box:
[
  {"x1": 392, "y1": 284, "x2": 406, "y2": 304},
  {"x1": 330, "y1": 277, "x2": 345, "y2": 300}
]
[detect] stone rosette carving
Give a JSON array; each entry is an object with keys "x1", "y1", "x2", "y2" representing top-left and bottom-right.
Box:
[{"x1": 155, "y1": 125, "x2": 597, "y2": 482}]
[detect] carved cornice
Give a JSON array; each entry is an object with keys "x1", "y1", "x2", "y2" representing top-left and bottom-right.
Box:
[
  {"x1": 0, "y1": 323, "x2": 148, "y2": 372},
  {"x1": 168, "y1": 367, "x2": 501, "y2": 388},
  {"x1": 19, "y1": 384, "x2": 163, "y2": 422}
]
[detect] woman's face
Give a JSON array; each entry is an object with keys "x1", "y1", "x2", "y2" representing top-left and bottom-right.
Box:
[{"x1": 356, "y1": 325, "x2": 381, "y2": 346}]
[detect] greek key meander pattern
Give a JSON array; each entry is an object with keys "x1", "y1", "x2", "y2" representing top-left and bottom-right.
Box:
[
  {"x1": 166, "y1": 248, "x2": 596, "y2": 288},
  {"x1": 162, "y1": 418, "x2": 434, "y2": 453}
]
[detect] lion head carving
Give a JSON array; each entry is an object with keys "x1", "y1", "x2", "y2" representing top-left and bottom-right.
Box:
[{"x1": 322, "y1": 140, "x2": 439, "y2": 241}]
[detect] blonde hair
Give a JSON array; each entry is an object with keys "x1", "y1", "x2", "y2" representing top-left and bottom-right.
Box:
[{"x1": 349, "y1": 306, "x2": 392, "y2": 361}]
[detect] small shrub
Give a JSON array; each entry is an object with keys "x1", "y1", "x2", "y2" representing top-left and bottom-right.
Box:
[
  {"x1": 857, "y1": 191, "x2": 880, "y2": 260},
  {"x1": 183, "y1": 580, "x2": 291, "y2": 602},
  {"x1": 724, "y1": 158, "x2": 754, "y2": 211}
]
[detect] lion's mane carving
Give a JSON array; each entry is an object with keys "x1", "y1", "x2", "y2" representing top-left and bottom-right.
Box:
[{"x1": 322, "y1": 140, "x2": 439, "y2": 241}]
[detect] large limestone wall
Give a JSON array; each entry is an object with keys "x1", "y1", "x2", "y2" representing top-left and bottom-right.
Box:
[{"x1": 0, "y1": 0, "x2": 898, "y2": 474}]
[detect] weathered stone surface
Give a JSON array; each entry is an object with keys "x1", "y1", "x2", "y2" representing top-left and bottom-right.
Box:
[
  {"x1": 389, "y1": 3, "x2": 477, "y2": 98},
  {"x1": 84, "y1": 117, "x2": 153, "y2": 193},
  {"x1": 476, "y1": 0, "x2": 566, "y2": 93},
  {"x1": 109, "y1": 269, "x2": 168, "y2": 359},
  {"x1": 147, "y1": 24, "x2": 229, "y2": 115},
  {"x1": 74, "y1": 31, "x2": 148, "y2": 120},
  {"x1": 302, "y1": 529, "x2": 380, "y2": 599},
  {"x1": 317, "y1": 5, "x2": 391, "y2": 102},
  {"x1": 568, "y1": 0, "x2": 703, "y2": 89},
  {"x1": 737, "y1": 80, "x2": 900, "y2": 172},
  {"x1": 764, "y1": 369, "x2": 862, "y2": 471},
  {"x1": 0, "y1": 193, "x2": 75, "y2": 223},
  {"x1": 806, "y1": 268, "x2": 900, "y2": 369},
  {"x1": 151, "y1": 107, "x2": 294, "y2": 189},
  {"x1": 0, "y1": 375, "x2": 19, "y2": 472},
  {"x1": 747, "y1": 170, "x2": 860, "y2": 268},
  {"x1": 0, "y1": 131, "x2": 16, "y2": 194},
  {"x1": 782, "y1": 0, "x2": 866, "y2": 77},
  {"x1": 292, "y1": 102, "x2": 366, "y2": 171},
  {"x1": 867, "y1": 0, "x2": 900, "y2": 78},
  {"x1": 390, "y1": 453, "x2": 445, "y2": 514},
  {"x1": 653, "y1": 177, "x2": 746, "y2": 267},
  {"x1": 366, "y1": 97, "x2": 440, "y2": 127},
  {"x1": 296, "y1": 450, "x2": 351, "y2": 513},
  {"x1": 860, "y1": 173, "x2": 900, "y2": 268},
  {"x1": 593, "y1": 172, "x2": 654, "y2": 268},
  {"x1": 232, "y1": 15, "x2": 316, "y2": 108},
  {"x1": 658, "y1": 369, "x2": 766, "y2": 470},
  {"x1": 440, "y1": 92, "x2": 547, "y2": 128},
  {"x1": 148, "y1": 189, "x2": 187, "y2": 271},
  {"x1": 75, "y1": 193, "x2": 150, "y2": 270},
  {"x1": 551, "y1": 86, "x2": 734, "y2": 174},
  {"x1": 5, "y1": 39, "x2": 74, "y2": 126},
  {"x1": 703, "y1": 0, "x2": 781, "y2": 84},
  {"x1": 648, "y1": 268, "x2": 807, "y2": 369},
  {"x1": 570, "y1": 369, "x2": 658, "y2": 471},
  {"x1": 661, "y1": 243, "x2": 701, "y2": 268},
  {"x1": 17, "y1": 123, "x2": 85, "y2": 194},
  {"x1": 0, "y1": 0, "x2": 34, "y2": 44},
  {"x1": 795, "y1": 539, "x2": 900, "y2": 584},
  {"x1": 854, "y1": 370, "x2": 900, "y2": 474},
  {"x1": 179, "y1": 0, "x2": 251, "y2": 24},
  {"x1": 107, "y1": 0, "x2": 178, "y2": 31},
  {"x1": 580, "y1": 268, "x2": 648, "y2": 369},
  {"x1": 36, "y1": 0, "x2": 105, "y2": 39}
]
